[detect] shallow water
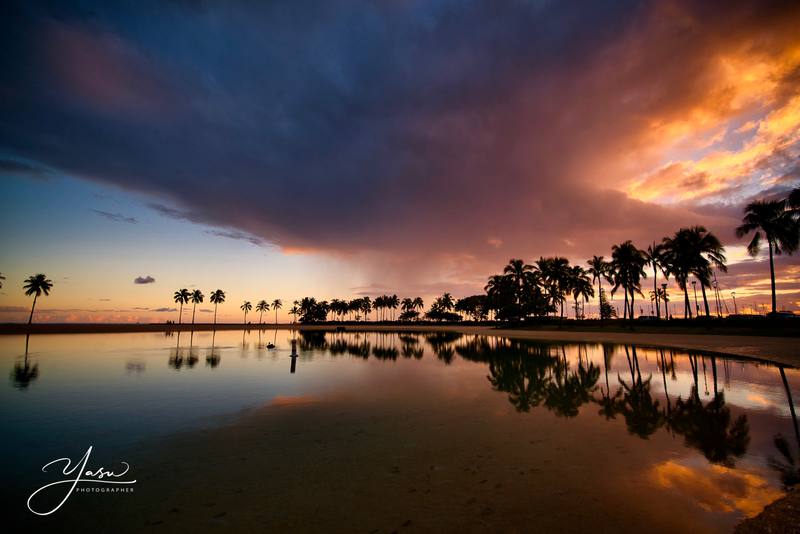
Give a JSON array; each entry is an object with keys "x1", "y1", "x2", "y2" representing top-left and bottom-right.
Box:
[{"x1": 3, "y1": 330, "x2": 799, "y2": 532}]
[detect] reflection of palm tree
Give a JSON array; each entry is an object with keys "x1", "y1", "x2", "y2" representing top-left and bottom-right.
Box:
[
  {"x1": 209, "y1": 289, "x2": 225, "y2": 325},
  {"x1": 670, "y1": 387, "x2": 749, "y2": 466},
  {"x1": 11, "y1": 334, "x2": 39, "y2": 388},
  {"x1": 190, "y1": 289, "x2": 204, "y2": 325},
  {"x1": 768, "y1": 435, "x2": 800, "y2": 489},
  {"x1": 24, "y1": 274, "x2": 53, "y2": 325},
  {"x1": 240, "y1": 301, "x2": 252, "y2": 323},
  {"x1": 173, "y1": 289, "x2": 190, "y2": 324},
  {"x1": 206, "y1": 329, "x2": 220, "y2": 368}
]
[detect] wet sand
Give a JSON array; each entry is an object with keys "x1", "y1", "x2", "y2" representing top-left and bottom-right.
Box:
[{"x1": 28, "y1": 386, "x2": 742, "y2": 533}]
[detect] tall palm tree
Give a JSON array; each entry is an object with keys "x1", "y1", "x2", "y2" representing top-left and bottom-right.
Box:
[
  {"x1": 388, "y1": 294, "x2": 399, "y2": 321},
  {"x1": 412, "y1": 297, "x2": 424, "y2": 312},
  {"x1": 23, "y1": 274, "x2": 53, "y2": 325},
  {"x1": 587, "y1": 256, "x2": 610, "y2": 322},
  {"x1": 289, "y1": 304, "x2": 299, "y2": 324},
  {"x1": 190, "y1": 289, "x2": 204, "y2": 325},
  {"x1": 683, "y1": 227, "x2": 727, "y2": 317},
  {"x1": 504, "y1": 259, "x2": 536, "y2": 305},
  {"x1": 255, "y1": 300, "x2": 269, "y2": 324},
  {"x1": 610, "y1": 241, "x2": 647, "y2": 322},
  {"x1": 240, "y1": 301, "x2": 252, "y2": 323},
  {"x1": 569, "y1": 266, "x2": 594, "y2": 319},
  {"x1": 209, "y1": 289, "x2": 225, "y2": 325},
  {"x1": 736, "y1": 199, "x2": 799, "y2": 314},
  {"x1": 401, "y1": 297, "x2": 414, "y2": 313},
  {"x1": 173, "y1": 289, "x2": 190, "y2": 324},
  {"x1": 643, "y1": 243, "x2": 665, "y2": 319},
  {"x1": 272, "y1": 299, "x2": 282, "y2": 324},
  {"x1": 439, "y1": 292, "x2": 455, "y2": 311}
]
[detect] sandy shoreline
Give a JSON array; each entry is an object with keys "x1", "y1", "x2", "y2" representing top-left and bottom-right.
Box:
[{"x1": 2, "y1": 322, "x2": 799, "y2": 367}]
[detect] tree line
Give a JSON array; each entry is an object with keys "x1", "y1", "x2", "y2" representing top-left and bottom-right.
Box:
[{"x1": 8, "y1": 188, "x2": 798, "y2": 324}]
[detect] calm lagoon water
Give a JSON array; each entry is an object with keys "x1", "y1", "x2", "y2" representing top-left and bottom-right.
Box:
[{"x1": 3, "y1": 329, "x2": 799, "y2": 532}]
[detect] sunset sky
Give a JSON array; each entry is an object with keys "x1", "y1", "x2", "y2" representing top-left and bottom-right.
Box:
[{"x1": 1, "y1": 0, "x2": 799, "y2": 322}]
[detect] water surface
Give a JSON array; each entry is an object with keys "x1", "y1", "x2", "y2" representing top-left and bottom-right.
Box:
[{"x1": 3, "y1": 330, "x2": 799, "y2": 532}]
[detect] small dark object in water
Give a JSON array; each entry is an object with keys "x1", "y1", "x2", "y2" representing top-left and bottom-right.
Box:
[{"x1": 267, "y1": 343, "x2": 275, "y2": 349}]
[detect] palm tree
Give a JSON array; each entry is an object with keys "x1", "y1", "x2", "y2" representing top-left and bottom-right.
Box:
[
  {"x1": 209, "y1": 289, "x2": 225, "y2": 325},
  {"x1": 610, "y1": 241, "x2": 647, "y2": 322},
  {"x1": 643, "y1": 243, "x2": 665, "y2": 319},
  {"x1": 388, "y1": 294, "x2": 399, "y2": 321},
  {"x1": 190, "y1": 289, "x2": 204, "y2": 325},
  {"x1": 439, "y1": 292, "x2": 455, "y2": 311},
  {"x1": 504, "y1": 259, "x2": 536, "y2": 305},
  {"x1": 173, "y1": 289, "x2": 190, "y2": 324},
  {"x1": 23, "y1": 274, "x2": 53, "y2": 325},
  {"x1": 587, "y1": 256, "x2": 610, "y2": 322},
  {"x1": 240, "y1": 301, "x2": 252, "y2": 323},
  {"x1": 272, "y1": 299, "x2": 282, "y2": 324},
  {"x1": 289, "y1": 304, "x2": 299, "y2": 323},
  {"x1": 255, "y1": 300, "x2": 269, "y2": 324},
  {"x1": 684, "y1": 227, "x2": 727, "y2": 316},
  {"x1": 569, "y1": 266, "x2": 593, "y2": 319},
  {"x1": 412, "y1": 297, "x2": 424, "y2": 313},
  {"x1": 0, "y1": 272, "x2": 5, "y2": 289},
  {"x1": 736, "y1": 199, "x2": 799, "y2": 314}
]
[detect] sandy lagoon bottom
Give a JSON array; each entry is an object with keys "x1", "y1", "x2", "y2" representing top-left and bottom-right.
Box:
[{"x1": 3, "y1": 329, "x2": 799, "y2": 532}]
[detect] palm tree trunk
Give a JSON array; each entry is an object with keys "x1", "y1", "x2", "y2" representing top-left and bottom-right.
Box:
[
  {"x1": 630, "y1": 291, "x2": 635, "y2": 324},
  {"x1": 213, "y1": 304, "x2": 218, "y2": 325},
  {"x1": 178, "y1": 302, "x2": 183, "y2": 325},
  {"x1": 597, "y1": 280, "x2": 603, "y2": 324},
  {"x1": 28, "y1": 294, "x2": 38, "y2": 325},
  {"x1": 683, "y1": 287, "x2": 691, "y2": 319},
  {"x1": 192, "y1": 303, "x2": 197, "y2": 325},
  {"x1": 769, "y1": 240, "x2": 777, "y2": 314},
  {"x1": 653, "y1": 266, "x2": 660, "y2": 319},
  {"x1": 701, "y1": 284, "x2": 710, "y2": 317},
  {"x1": 779, "y1": 366, "x2": 800, "y2": 449},
  {"x1": 623, "y1": 289, "x2": 628, "y2": 320}
]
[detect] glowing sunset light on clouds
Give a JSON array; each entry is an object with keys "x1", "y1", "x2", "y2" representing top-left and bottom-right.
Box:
[{"x1": 0, "y1": 0, "x2": 798, "y2": 321}]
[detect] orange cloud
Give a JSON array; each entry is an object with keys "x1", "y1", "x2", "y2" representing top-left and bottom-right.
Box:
[{"x1": 651, "y1": 459, "x2": 783, "y2": 517}]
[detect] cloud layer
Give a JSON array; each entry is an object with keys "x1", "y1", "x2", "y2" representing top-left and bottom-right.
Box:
[{"x1": 1, "y1": 0, "x2": 799, "y2": 299}]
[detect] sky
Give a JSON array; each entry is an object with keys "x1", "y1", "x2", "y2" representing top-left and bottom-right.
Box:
[{"x1": 1, "y1": 0, "x2": 799, "y2": 322}]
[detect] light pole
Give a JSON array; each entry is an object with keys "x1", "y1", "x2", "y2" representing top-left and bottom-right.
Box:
[
  {"x1": 692, "y1": 280, "x2": 699, "y2": 317},
  {"x1": 731, "y1": 291, "x2": 737, "y2": 315}
]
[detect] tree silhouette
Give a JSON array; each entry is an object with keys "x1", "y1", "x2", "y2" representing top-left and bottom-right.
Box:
[
  {"x1": 209, "y1": 289, "x2": 225, "y2": 325},
  {"x1": 255, "y1": 300, "x2": 269, "y2": 324},
  {"x1": 610, "y1": 241, "x2": 647, "y2": 322},
  {"x1": 190, "y1": 289, "x2": 204, "y2": 325},
  {"x1": 736, "y1": 199, "x2": 799, "y2": 314},
  {"x1": 272, "y1": 299, "x2": 283, "y2": 324},
  {"x1": 23, "y1": 274, "x2": 53, "y2": 325},
  {"x1": 240, "y1": 300, "x2": 252, "y2": 323},
  {"x1": 173, "y1": 288, "x2": 190, "y2": 324},
  {"x1": 643, "y1": 243, "x2": 665, "y2": 319}
]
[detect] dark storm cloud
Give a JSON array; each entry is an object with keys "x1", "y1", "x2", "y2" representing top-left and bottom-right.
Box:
[
  {"x1": 134, "y1": 275, "x2": 156, "y2": 284},
  {"x1": 0, "y1": 158, "x2": 49, "y2": 178},
  {"x1": 91, "y1": 209, "x2": 138, "y2": 224},
  {"x1": 2, "y1": 0, "x2": 800, "y2": 286}
]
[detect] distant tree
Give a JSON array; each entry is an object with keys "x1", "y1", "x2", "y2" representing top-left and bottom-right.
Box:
[
  {"x1": 271, "y1": 299, "x2": 282, "y2": 324},
  {"x1": 209, "y1": 289, "x2": 226, "y2": 325},
  {"x1": 569, "y1": 266, "x2": 593, "y2": 319},
  {"x1": 240, "y1": 301, "x2": 252, "y2": 323},
  {"x1": 643, "y1": 243, "x2": 665, "y2": 319},
  {"x1": 190, "y1": 289, "x2": 204, "y2": 325},
  {"x1": 610, "y1": 241, "x2": 647, "y2": 322},
  {"x1": 23, "y1": 274, "x2": 53, "y2": 325},
  {"x1": 736, "y1": 199, "x2": 799, "y2": 314},
  {"x1": 455, "y1": 295, "x2": 488, "y2": 321},
  {"x1": 255, "y1": 300, "x2": 269, "y2": 324},
  {"x1": 298, "y1": 297, "x2": 329, "y2": 323},
  {"x1": 587, "y1": 256, "x2": 611, "y2": 322},
  {"x1": 0, "y1": 272, "x2": 5, "y2": 289},
  {"x1": 173, "y1": 289, "x2": 190, "y2": 325}
]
